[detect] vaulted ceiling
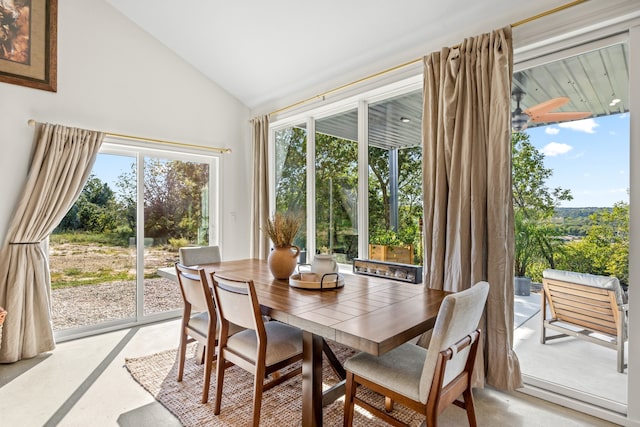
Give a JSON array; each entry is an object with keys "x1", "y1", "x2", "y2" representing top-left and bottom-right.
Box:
[{"x1": 106, "y1": 0, "x2": 571, "y2": 112}]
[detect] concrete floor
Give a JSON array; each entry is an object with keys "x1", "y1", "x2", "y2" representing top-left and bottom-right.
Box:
[{"x1": 0, "y1": 318, "x2": 624, "y2": 427}]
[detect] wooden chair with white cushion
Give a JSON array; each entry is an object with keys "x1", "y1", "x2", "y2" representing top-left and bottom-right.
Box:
[
  {"x1": 210, "y1": 273, "x2": 303, "y2": 427},
  {"x1": 174, "y1": 263, "x2": 242, "y2": 403},
  {"x1": 343, "y1": 281, "x2": 490, "y2": 427},
  {"x1": 179, "y1": 245, "x2": 221, "y2": 266}
]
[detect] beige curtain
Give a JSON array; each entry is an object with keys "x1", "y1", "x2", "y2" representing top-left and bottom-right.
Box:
[
  {"x1": 250, "y1": 115, "x2": 270, "y2": 260},
  {"x1": 0, "y1": 124, "x2": 103, "y2": 363},
  {"x1": 421, "y1": 27, "x2": 522, "y2": 390}
]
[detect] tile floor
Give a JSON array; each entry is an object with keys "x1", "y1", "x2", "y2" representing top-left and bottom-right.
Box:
[{"x1": 0, "y1": 318, "x2": 623, "y2": 426}]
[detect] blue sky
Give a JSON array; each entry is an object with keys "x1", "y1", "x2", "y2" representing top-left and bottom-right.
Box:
[
  {"x1": 92, "y1": 153, "x2": 136, "y2": 192},
  {"x1": 525, "y1": 113, "x2": 630, "y2": 208}
]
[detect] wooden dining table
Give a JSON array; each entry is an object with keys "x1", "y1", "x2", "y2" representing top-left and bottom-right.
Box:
[{"x1": 160, "y1": 258, "x2": 448, "y2": 427}]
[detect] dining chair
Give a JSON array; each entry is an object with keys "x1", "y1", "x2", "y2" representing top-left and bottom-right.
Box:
[
  {"x1": 210, "y1": 272, "x2": 303, "y2": 427},
  {"x1": 343, "y1": 281, "x2": 490, "y2": 427},
  {"x1": 174, "y1": 262, "x2": 242, "y2": 403},
  {"x1": 179, "y1": 245, "x2": 221, "y2": 266}
]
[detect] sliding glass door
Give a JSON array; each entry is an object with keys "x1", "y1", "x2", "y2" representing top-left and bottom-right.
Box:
[{"x1": 50, "y1": 143, "x2": 218, "y2": 339}]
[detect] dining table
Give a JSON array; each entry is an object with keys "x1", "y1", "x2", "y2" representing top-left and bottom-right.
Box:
[{"x1": 159, "y1": 258, "x2": 448, "y2": 427}]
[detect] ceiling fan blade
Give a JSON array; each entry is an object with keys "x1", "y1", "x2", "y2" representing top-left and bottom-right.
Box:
[
  {"x1": 529, "y1": 111, "x2": 592, "y2": 123},
  {"x1": 524, "y1": 97, "x2": 569, "y2": 117}
]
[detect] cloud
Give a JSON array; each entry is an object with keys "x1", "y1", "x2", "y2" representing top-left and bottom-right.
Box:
[
  {"x1": 609, "y1": 188, "x2": 627, "y2": 194},
  {"x1": 545, "y1": 127, "x2": 560, "y2": 135},
  {"x1": 541, "y1": 142, "x2": 573, "y2": 157},
  {"x1": 558, "y1": 118, "x2": 599, "y2": 133}
]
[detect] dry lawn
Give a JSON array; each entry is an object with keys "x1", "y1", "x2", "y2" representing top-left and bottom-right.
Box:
[{"x1": 49, "y1": 243, "x2": 183, "y2": 331}]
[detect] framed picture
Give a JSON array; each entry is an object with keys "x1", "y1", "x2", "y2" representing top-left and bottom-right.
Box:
[{"x1": 0, "y1": 0, "x2": 57, "y2": 92}]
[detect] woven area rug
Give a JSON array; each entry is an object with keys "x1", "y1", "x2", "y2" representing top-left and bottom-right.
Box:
[{"x1": 125, "y1": 341, "x2": 425, "y2": 426}]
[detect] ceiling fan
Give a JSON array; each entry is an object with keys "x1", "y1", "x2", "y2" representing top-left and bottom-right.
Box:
[{"x1": 511, "y1": 87, "x2": 591, "y2": 131}]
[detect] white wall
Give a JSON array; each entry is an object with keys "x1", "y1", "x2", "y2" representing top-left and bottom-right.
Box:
[{"x1": 0, "y1": 0, "x2": 252, "y2": 260}]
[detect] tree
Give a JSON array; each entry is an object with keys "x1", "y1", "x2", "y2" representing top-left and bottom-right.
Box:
[
  {"x1": 115, "y1": 159, "x2": 210, "y2": 244},
  {"x1": 56, "y1": 175, "x2": 119, "y2": 233},
  {"x1": 557, "y1": 202, "x2": 629, "y2": 286},
  {"x1": 512, "y1": 132, "x2": 572, "y2": 277}
]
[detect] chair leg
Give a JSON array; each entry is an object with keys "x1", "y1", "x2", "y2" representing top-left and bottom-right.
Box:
[
  {"x1": 385, "y1": 396, "x2": 394, "y2": 412},
  {"x1": 201, "y1": 340, "x2": 215, "y2": 403},
  {"x1": 617, "y1": 340, "x2": 625, "y2": 373},
  {"x1": 177, "y1": 332, "x2": 187, "y2": 382},
  {"x1": 252, "y1": 366, "x2": 266, "y2": 427},
  {"x1": 343, "y1": 372, "x2": 357, "y2": 427},
  {"x1": 462, "y1": 387, "x2": 477, "y2": 427},
  {"x1": 196, "y1": 342, "x2": 206, "y2": 365},
  {"x1": 213, "y1": 354, "x2": 226, "y2": 415}
]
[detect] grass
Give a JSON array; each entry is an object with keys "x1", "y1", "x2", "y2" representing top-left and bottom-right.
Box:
[
  {"x1": 50, "y1": 270, "x2": 134, "y2": 289},
  {"x1": 49, "y1": 231, "x2": 178, "y2": 289},
  {"x1": 51, "y1": 231, "x2": 130, "y2": 247}
]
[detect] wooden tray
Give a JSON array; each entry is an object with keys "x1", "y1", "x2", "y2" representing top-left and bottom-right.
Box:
[{"x1": 289, "y1": 272, "x2": 344, "y2": 290}]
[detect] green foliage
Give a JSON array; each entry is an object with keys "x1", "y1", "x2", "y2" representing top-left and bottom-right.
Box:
[
  {"x1": 512, "y1": 132, "x2": 572, "y2": 277},
  {"x1": 50, "y1": 269, "x2": 133, "y2": 289},
  {"x1": 50, "y1": 231, "x2": 129, "y2": 247},
  {"x1": 112, "y1": 159, "x2": 210, "y2": 245},
  {"x1": 555, "y1": 202, "x2": 629, "y2": 286},
  {"x1": 168, "y1": 237, "x2": 190, "y2": 251},
  {"x1": 57, "y1": 175, "x2": 119, "y2": 233}
]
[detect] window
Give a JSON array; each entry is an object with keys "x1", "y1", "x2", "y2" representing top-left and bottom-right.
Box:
[
  {"x1": 270, "y1": 84, "x2": 422, "y2": 266},
  {"x1": 50, "y1": 141, "x2": 219, "y2": 340}
]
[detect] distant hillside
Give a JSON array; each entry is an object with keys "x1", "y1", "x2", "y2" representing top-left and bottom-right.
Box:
[
  {"x1": 553, "y1": 207, "x2": 612, "y2": 237},
  {"x1": 554, "y1": 207, "x2": 611, "y2": 219}
]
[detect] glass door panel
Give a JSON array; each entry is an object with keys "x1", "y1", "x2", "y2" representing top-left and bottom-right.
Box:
[
  {"x1": 50, "y1": 153, "x2": 137, "y2": 332},
  {"x1": 275, "y1": 124, "x2": 308, "y2": 260},
  {"x1": 143, "y1": 157, "x2": 210, "y2": 316},
  {"x1": 368, "y1": 90, "x2": 423, "y2": 265},
  {"x1": 315, "y1": 109, "x2": 358, "y2": 264},
  {"x1": 512, "y1": 41, "x2": 629, "y2": 412}
]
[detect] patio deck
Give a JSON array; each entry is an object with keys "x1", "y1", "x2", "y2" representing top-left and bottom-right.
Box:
[{"x1": 513, "y1": 291, "x2": 628, "y2": 413}]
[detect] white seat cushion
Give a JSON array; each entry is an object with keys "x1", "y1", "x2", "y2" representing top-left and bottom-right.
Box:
[
  {"x1": 344, "y1": 342, "x2": 427, "y2": 402},
  {"x1": 226, "y1": 321, "x2": 303, "y2": 366},
  {"x1": 543, "y1": 269, "x2": 625, "y2": 305}
]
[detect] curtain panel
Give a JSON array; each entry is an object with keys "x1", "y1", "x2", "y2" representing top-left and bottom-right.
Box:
[
  {"x1": 250, "y1": 116, "x2": 270, "y2": 260},
  {"x1": 421, "y1": 26, "x2": 522, "y2": 390},
  {"x1": 0, "y1": 124, "x2": 103, "y2": 363}
]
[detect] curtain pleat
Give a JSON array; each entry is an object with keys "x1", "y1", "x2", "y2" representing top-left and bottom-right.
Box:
[
  {"x1": 250, "y1": 116, "x2": 270, "y2": 260},
  {"x1": 0, "y1": 124, "x2": 103, "y2": 363},
  {"x1": 421, "y1": 26, "x2": 522, "y2": 390}
]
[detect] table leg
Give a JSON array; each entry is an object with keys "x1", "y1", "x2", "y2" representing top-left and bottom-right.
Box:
[{"x1": 302, "y1": 331, "x2": 323, "y2": 427}]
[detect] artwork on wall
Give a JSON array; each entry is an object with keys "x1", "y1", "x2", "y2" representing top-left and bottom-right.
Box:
[{"x1": 0, "y1": 0, "x2": 57, "y2": 92}]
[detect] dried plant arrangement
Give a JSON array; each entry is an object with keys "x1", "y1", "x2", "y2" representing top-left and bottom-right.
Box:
[{"x1": 265, "y1": 212, "x2": 302, "y2": 247}]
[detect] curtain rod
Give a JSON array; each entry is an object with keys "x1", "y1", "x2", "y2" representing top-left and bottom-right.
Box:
[
  {"x1": 268, "y1": 0, "x2": 589, "y2": 117},
  {"x1": 27, "y1": 119, "x2": 232, "y2": 154}
]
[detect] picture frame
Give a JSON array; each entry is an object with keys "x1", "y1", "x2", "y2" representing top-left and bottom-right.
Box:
[{"x1": 0, "y1": 0, "x2": 57, "y2": 92}]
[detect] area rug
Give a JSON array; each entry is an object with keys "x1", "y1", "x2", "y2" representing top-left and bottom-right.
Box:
[{"x1": 125, "y1": 341, "x2": 425, "y2": 426}]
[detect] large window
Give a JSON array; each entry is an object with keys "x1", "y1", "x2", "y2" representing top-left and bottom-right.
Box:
[
  {"x1": 49, "y1": 142, "x2": 219, "y2": 339},
  {"x1": 271, "y1": 84, "x2": 423, "y2": 266}
]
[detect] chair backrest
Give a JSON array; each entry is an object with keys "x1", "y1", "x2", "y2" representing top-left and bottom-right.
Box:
[
  {"x1": 175, "y1": 263, "x2": 215, "y2": 315},
  {"x1": 211, "y1": 274, "x2": 264, "y2": 333},
  {"x1": 543, "y1": 268, "x2": 625, "y2": 306},
  {"x1": 418, "y1": 281, "x2": 489, "y2": 403},
  {"x1": 179, "y1": 246, "x2": 221, "y2": 266}
]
